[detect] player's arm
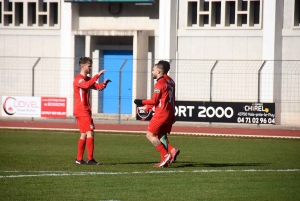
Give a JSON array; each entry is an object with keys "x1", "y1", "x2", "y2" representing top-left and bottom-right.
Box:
[
  {"x1": 142, "y1": 87, "x2": 162, "y2": 106},
  {"x1": 74, "y1": 74, "x2": 100, "y2": 89},
  {"x1": 144, "y1": 105, "x2": 154, "y2": 111},
  {"x1": 91, "y1": 79, "x2": 112, "y2": 91},
  {"x1": 133, "y1": 93, "x2": 161, "y2": 108}
]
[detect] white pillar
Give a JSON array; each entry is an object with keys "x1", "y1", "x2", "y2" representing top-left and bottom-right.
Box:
[
  {"x1": 91, "y1": 50, "x2": 99, "y2": 114},
  {"x1": 262, "y1": 1, "x2": 282, "y2": 60},
  {"x1": 60, "y1": 2, "x2": 74, "y2": 117},
  {"x1": 60, "y1": 2, "x2": 73, "y2": 58},
  {"x1": 147, "y1": 52, "x2": 153, "y2": 99},
  {"x1": 262, "y1": 0, "x2": 283, "y2": 124},
  {"x1": 133, "y1": 31, "x2": 149, "y2": 116},
  {"x1": 158, "y1": 0, "x2": 177, "y2": 60},
  {"x1": 85, "y1": 35, "x2": 91, "y2": 57}
]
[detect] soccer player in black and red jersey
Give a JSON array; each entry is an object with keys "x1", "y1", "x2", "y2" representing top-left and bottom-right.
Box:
[
  {"x1": 73, "y1": 57, "x2": 111, "y2": 165},
  {"x1": 134, "y1": 63, "x2": 174, "y2": 167},
  {"x1": 156, "y1": 60, "x2": 180, "y2": 165},
  {"x1": 141, "y1": 60, "x2": 180, "y2": 166}
]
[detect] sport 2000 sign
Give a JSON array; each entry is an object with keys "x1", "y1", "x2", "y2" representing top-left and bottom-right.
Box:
[{"x1": 174, "y1": 101, "x2": 275, "y2": 124}]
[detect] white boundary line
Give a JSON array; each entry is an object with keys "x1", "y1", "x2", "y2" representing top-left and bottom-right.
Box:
[
  {"x1": 1, "y1": 169, "x2": 300, "y2": 179},
  {"x1": 1, "y1": 126, "x2": 300, "y2": 139}
]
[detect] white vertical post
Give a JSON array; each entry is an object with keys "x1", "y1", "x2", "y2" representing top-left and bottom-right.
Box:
[
  {"x1": 262, "y1": 0, "x2": 283, "y2": 124},
  {"x1": 85, "y1": 35, "x2": 91, "y2": 57},
  {"x1": 147, "y1": 52, "x2": 153, "y2": 99},
  {"x1": 60, "y1": 2, "x2": 74, "y2": 117},
  {"x1": 158, "y1": 0, "x2": 177, "y2": 60},
  {"x1": 91, "y1": 50, "x2": 99, "y2": 114}
]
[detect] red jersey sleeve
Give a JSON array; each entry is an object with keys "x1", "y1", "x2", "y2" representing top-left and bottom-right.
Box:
[
  {"x1": 142, "y1": 84, "x2": 163, "y2": 106},
  {"x1": 74, "y1": 74, "x2": 100, "y2": 89},
  {"x1": 91, "y1": 82, "x2": 106, "y2": 91}
]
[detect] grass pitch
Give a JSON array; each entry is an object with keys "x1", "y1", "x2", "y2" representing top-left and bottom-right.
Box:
[{"x1": 0, "y1": 129, "x2": 299, "y2": 201}]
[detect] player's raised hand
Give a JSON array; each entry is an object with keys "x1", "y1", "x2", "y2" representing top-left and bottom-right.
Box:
[
  {"x1": 102, "y1": 79, "x2": 112, "y2": 88},
  {"x1": 104, "y1": 79, "x2": 112, "y2": 84},
  {"x1": 98, "y1": 69, "x2": 106, "y2": 76}
]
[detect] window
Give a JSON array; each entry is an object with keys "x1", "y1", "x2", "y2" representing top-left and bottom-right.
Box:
[
  {"x1": 0, "y1": 0, "x2": 60, "y2": 29},
  {"x1": 187, "y1": 1, "x2": 197, "y2": 26},
  {"x1": 39, "y1": 15, "x2": 47, "y2": 27},
  {"x1": 15, "y1": 3, "x2": 24, "y2": 26},
  {"x1": 0, "y1": 2, "x2": 2, "y2": 24},
  {"x1": 50, "y1": 3, "x2": 58, "y2": 26},
  {"x1": 294, "y1": 0, "x2": 300, "y2": 27},
  {"x1": 250, "y1": 0, "x2": 260, "y2": 26},
  {"x1": 28, "y1": 3, "x2": 37, "y2": 26},
  {"x1": 225, "y1": 1, "x2": 235, "y2": 26},
  {"x1": 211, "y1": 1, "x2": 221, "y2": 27},
  {"x1": 187, "y1": 0, "x2": 262, "y2": 29}
]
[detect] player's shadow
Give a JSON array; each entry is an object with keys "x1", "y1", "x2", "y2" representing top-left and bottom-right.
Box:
[
  {"x1": 107, "y1": 162, "x2": 268, "y2": 168},
  {"x1": 172, "y1": 162, "x2": 269, "y2": 168},
  {"x1": 108, "y1": 161, "x2": 163, "y2": 165}
]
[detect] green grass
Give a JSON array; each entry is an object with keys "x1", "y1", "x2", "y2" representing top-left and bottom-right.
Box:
[{"x1": 0, "y1": 129, "x2": 300, "y2": 201}]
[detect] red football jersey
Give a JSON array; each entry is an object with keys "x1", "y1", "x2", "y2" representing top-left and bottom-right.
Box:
[
  {"x1": 73, "y1": 74, "x2": 105, "y2": 117},
  {"x1": 144, "y1": 74, "x2": 176, "y2": 118},
  {"x1": 142, "y1": 77, "x2": 174, "y2": 122},
  {"x1": 164, "y1": 74, "x2": 176, "y2": 117}
]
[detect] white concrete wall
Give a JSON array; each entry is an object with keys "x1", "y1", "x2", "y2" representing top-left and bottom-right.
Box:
[
  {"x1": 177, "y1": 36, "x2": 262, "y2": 60},
  {"x1": 0, "y1": 34, "x2": 60, "y2": 57},
  {"x1": 0, "y1": 0, "x2": 299, "y2": 125},
  {"x1": 177, "y1": 0, "x2": 263, "y2": 60},
  {"x1": 77, "y1": 2, "x2": 159, "y2": 31}
]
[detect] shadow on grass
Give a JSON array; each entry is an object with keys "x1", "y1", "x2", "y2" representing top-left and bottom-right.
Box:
[
  {"x1": 106, "y1": 161, "x2": 159, "y2": 165},
  {"x1": 105, "y1": 161, "x2": 269, "y2": 168},
  {"x1": 173, "y1": 162, "x2": 269, "y2": 168}
]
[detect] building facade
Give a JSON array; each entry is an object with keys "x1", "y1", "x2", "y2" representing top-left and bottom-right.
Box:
[{"x1": 0, "y1": 0, "x2": 299, "y2": 125}]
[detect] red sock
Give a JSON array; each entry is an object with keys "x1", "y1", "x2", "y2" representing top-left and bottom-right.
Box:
[
  {"x1": 155, "y1": 143, "x2": 168, "y2": 157},
  {"x1": 166, "y1": 138, "x2": 174, "y2": 152},
  {"x1": 86, "y1": 138, "x2": 94, "y2": 160},
  {"x1": 76, "y1": 139, "x2": 86, "y2": 161}
]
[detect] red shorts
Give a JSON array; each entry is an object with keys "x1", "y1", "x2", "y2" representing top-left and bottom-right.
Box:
[
  {"x1": 147, "y1": 118, "x2": 169, "y2": 135},
  {"x1": 165, "y1": 121, "x2": 173, "y2": 134},
  {"x1": 76, "y1": 116, "x2": 95, "y2": 133}
]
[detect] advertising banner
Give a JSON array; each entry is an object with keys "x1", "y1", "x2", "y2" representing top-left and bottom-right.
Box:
[
  {"x1": 2, "y1": 96, "x2": 67, "y2": 118},
  {"x1": 2, "y1": 96, "x2": 41, "y2": 117},
  {"x1": 136, "y1": 100, "x2": 275, "y2": 124},
  {"x1": 41, "y1": 97, "x2": 67, "y2": 118}
]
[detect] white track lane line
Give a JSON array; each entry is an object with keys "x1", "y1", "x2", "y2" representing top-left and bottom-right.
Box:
[
  {"x1": 1, "y1": 127, "x2": 300, "y2": 139},
  {"x1": 1, "y1": 169, "x2": 300, "y2": 179}
]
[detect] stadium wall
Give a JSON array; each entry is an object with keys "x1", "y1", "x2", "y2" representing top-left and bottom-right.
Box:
[{"x1": 0, "y1": 0, "x2": 299, "y2": 126}]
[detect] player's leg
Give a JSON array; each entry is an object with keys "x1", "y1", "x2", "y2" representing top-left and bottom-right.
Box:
[
  {"x1": 158, "y1": 121, "x2": 173, "y2": 152},
  {"x1": 156, "y1": 124, "x2": 168, "y2": 162},
  {"x1": 86, "y1": 130, "x2": 95, "y2": 161},
  {"x1": 147, "y1": 119, "x2": 171, "y2": 167},
  {"x1": 85, "y1": 118, "x2": 100, "y2": 165},
  {"x1": 161, "y1": 119, "x2": 180, "y2": 165},
  {"x1": 75, "y1": 117, "x2": 87, "y2": 164}
]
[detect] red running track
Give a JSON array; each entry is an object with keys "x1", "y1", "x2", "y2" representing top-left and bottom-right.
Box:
[{"x1": 1, "y1": 120, "x2": 300, "y2": 139}]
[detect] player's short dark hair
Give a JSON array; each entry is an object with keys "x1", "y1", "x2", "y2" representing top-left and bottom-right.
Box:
[
  {"x1": 155, "y1": 63, "x2": 165, "y2": 74},
  {"x1": 79, "y1": 57, "x2": 93, "y2": 66},
  {"x1": 157, "y1": 60, "x2": 170, "y2": 73}
]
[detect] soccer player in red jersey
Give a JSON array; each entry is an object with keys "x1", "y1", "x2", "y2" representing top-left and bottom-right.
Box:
[
  {"x1": 157, "y1": 60, "x2": 180, "y2": 165},
  {"x1": 134, "y1": 63, "x2": 173, "y2": 168},
  {"x1": 142, "y1": 60, "x2": 180, "y2": 166},
  {"x1": 74, "y1": 57, "x2": 111, "y2": 165}
]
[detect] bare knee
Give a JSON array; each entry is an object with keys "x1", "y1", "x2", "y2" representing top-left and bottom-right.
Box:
[
  {"x1": 86, "y1": 130, "x2": 94, "y2": 138},
  {"x1": 146, "y1": 131, "x2": 160, "y2": 146},
  {"x1": 80, "y1": 133, "x2": 87, "y2": 140}
]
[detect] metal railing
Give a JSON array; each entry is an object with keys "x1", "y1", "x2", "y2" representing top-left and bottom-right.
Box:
[{"x1": 0, "y1": 57, "x2": 299, "y2": 126}]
